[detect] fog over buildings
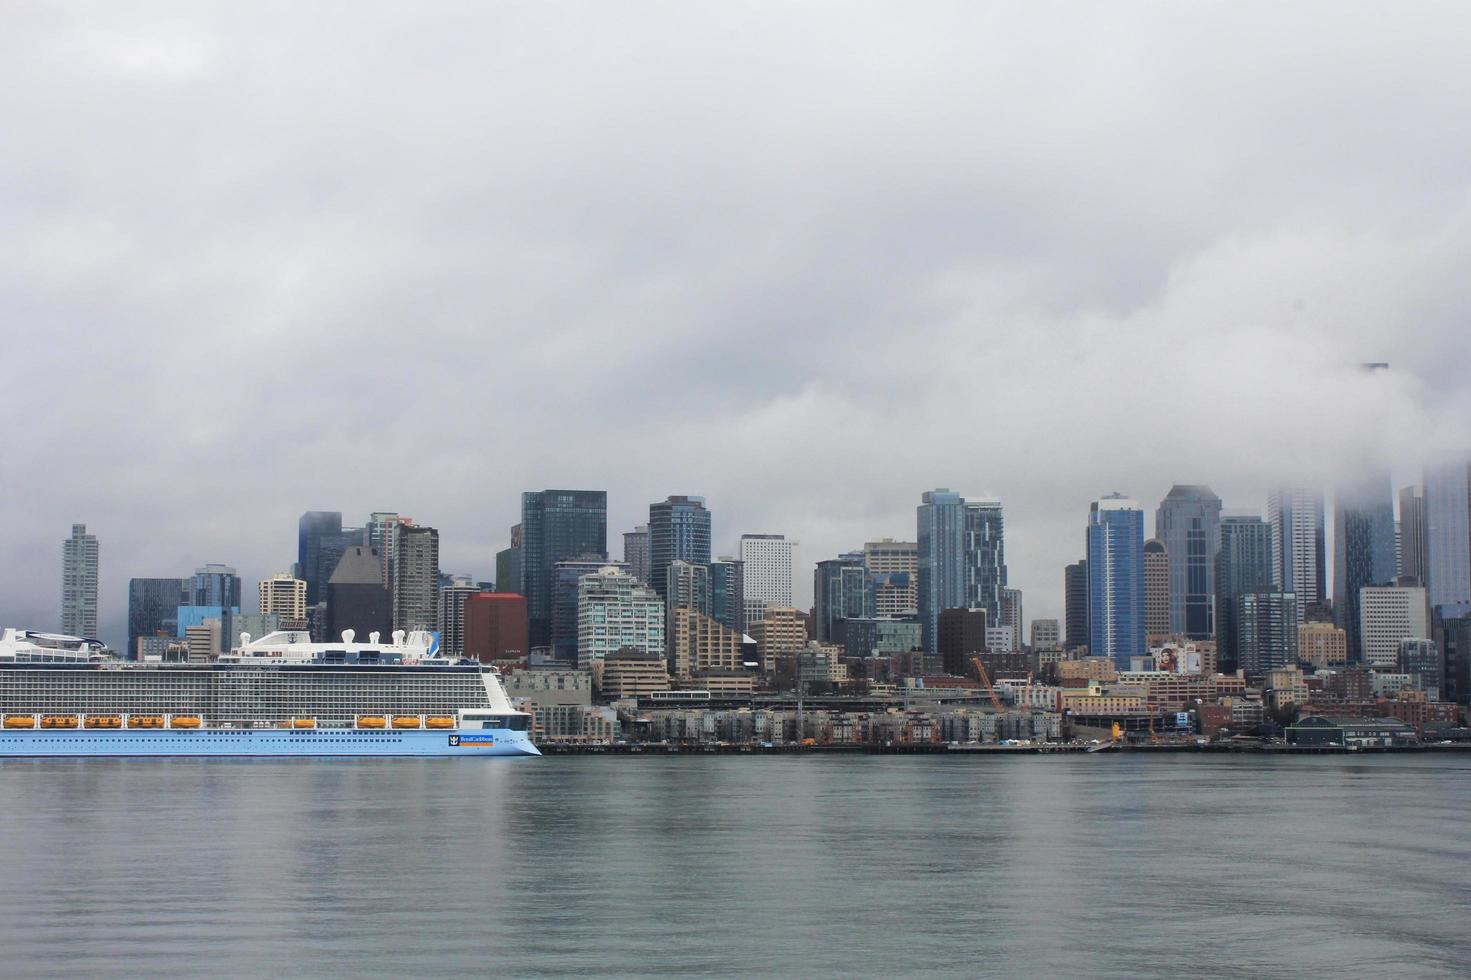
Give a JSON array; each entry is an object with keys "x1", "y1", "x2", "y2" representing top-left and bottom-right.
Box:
[{"x1": 3, "y1": 4, "x2": 1470, "y2": 649}]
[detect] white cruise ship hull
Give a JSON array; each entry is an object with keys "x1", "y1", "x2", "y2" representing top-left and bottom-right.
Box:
[{"x1": 0, "y1": 727, "x2": 540, "y2": 757}]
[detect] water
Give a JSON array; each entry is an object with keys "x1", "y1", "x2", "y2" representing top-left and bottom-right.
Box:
[{"x1": 1, "y1": 754, "x2": 1468, "y2": 978}]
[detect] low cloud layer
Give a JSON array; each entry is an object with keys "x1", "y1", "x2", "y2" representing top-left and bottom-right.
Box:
[{"x1": 4, "y1": 2, "x2": 1469, "y2": 646}]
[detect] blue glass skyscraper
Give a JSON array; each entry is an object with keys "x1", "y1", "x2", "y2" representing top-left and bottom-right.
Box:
[
  {"x1": 521, "y1": 490, "x2": 608, "y2": 649},
  {"x1": 1087, "y1": 494, "x2": 1145, "y2": 668},
  {"x1": 647, "y1": 496, "x2": 712, "y2": 604},
  {"x1": 1155, "y1": 485, "x2": 1222, "y2": 639},
  {"x1": 1334, "y1": 469, "x2": 1395, "y2": 663},
  {"x1": 917, "y1": 489, "x2": 967, "y2": 652}
]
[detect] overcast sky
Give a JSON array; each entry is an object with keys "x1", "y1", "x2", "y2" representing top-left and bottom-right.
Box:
[{"x1": 4, "y1": 1, "x2": 1470, "y2": 648}]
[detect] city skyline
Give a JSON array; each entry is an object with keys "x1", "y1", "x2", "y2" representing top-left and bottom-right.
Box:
[
  {"x1": 3, "y1": 8, "x2": 1470, "y2": 654},
  {"x1": 6, "y1": 7, "x2": 1471, "y2": 975},
  {"x1": 20, "y1": 463, "x2": 1463, "y2": 653}
]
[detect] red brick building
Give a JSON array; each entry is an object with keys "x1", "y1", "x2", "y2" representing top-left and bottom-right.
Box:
[{"x1": 463, "y1": 593, "x2": 529, "y2": 664}]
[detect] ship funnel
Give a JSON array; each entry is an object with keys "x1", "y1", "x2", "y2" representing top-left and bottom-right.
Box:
[{"x1": 343, "y1": 629, "x2": 356, "y2": 644}]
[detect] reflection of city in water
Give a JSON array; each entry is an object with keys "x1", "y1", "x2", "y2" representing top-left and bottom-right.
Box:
[{"x1": 1, "y1": 756, "x2": 1468, "y2": 976}]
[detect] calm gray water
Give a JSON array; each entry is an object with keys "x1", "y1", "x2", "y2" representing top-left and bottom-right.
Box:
[{"x1": 1, "y1": 754, "x2": 1468, "y2": 978}]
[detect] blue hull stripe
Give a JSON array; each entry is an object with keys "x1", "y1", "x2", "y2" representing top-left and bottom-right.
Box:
[{"x1": 0, "y1": 729, "x2": 539, "y2": 758}]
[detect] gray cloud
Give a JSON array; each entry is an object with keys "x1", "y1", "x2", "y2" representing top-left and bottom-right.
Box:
[{"x1": 3, "y1": 1, "x2": 1469, "y2": 646}]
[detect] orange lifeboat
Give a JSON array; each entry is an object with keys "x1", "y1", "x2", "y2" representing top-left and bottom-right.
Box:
[
  {"x1": 40, "y1": 715, "x2": 79, "y2": 729},
  {"x1": 85, "y1": 715, "x2": 123, "y2": 729},
  {"x1": 392, "y1": 716, "x2": 421, "y2": 729},
  {"x1": 170, "y1": 716, "x2": 202, "y2": 729},
  {"x1": 292, "y1": 718, "x2": 317, "y2": 729},
  {"x1": 424, "y1": 716, "x2": 455, "y2": 729},
  {"x1": 4, "y1": 715, "x2": 35, "y2": 729},
  {"x1": 128, "y1": 715, "x2": 166, "y2": 729},
  {"x1": 356, "y1": 716, "x2": 386, "y2": 729}
]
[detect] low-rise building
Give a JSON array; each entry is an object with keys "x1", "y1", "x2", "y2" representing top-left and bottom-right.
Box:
[
  {"x1": 595, "y1": 649, "x2": 671, "y2": 700},
  {"x1": 1286, "y1": 715, "x2": 1415, "y2": 748},
  {"x1": 688, "y1": 669, "x2": 755, "y2": 697},
  {"x1": 1058, "y1": 657, "x2": 1119, "y2": 684},
  {"x1": 1265, "y1": 666, "x2": 1308, "y2": 711}
]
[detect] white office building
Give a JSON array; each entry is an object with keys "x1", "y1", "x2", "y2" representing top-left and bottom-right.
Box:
[
  {"x1": 738, "y1": 534, "x2": 796, "y2": 628},
  {"x1": 1358, "y1": 583, "x2": 1429, "y2": 670}
]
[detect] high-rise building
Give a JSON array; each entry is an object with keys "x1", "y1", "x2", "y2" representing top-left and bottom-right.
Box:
[
  {"x1": 1143, "y1": 539, "x2": 1170, "y2": 638},
  {"x1": 366, "y1": 512, "x2": 413, "y2": 593},
  {"x1": 325, "y1": 547, "x2": 391, "y2": 641},
  {"x1": 1155, "y1": 485, "x2": 1222, "y2": 639},
  {"x1": 863, "y1": 539, "x2": 918, "y2": 616},
  {"x1": 749, "y1": 606, "x2": 808, "y2": 674},
  {"x1": 437, "y1": 576, "x2": 482, "y2": 657},
  {"x1": 708, "y1": 557, "x2": 745, "y2": 636},
  {"x1": 1031, "y1": 619, "x2": 1061, "y2": 651},
  {"x1": 463, "y1": 592, "x2": 529, "y2": 663},
  {"x1": 576, "y1": 565, "x2": 664, "y2": 670},
  {"x1": 1088, "y1": 494, "x2": 1146, "y2": 669},
  {"x1": 1398, "y1": 485, "x2": 1429, "y2": 587},
  {"x1": 917, "y1": 490, "x2": 1005, "y2": 651},
  {"x1": 298, "y1": 512, "x2": 364, "y2": 608},
  {"x1": 1398, "y1": 637, "x2": 1442, "y2": 699},
  {"x1": 1064, "y1": 560, "x2": 1089, "y2": 652},
  {"x1": 998, "y1": 587, "x2": 1023, "y2": 650},
  {"x1": 647, "y1": 496, "x2": 711, "y2": 604},
  {"x1": 127, "y1": 577, "x2": 184, "y2": 658},
  {"x1": 1215, "y1": 515, "x2": 1273, "y2": 674},
  {"x1": 1236, "y1": 591, "x2": 1298, "y2": 676},
  {"x1": 814, "y1": 553, "x2": 872, "y2": 645},
  {"x1": 552, "y1": 557, "x2": 621, "y2": 664},
  {"x1": 843, "y1": 618, "x2": 923, "y2": 658},
  {"x1": 495, "y1": 523, "x2": 523, "y2": 595},
  {"x1": 258, "y1": 573, "x2": 307, "y2": 627},
  {"x1": 1424, "y1": 460, "x2": 1471, "y2": 607},
  {"x1": 1436, "y1": 605, "x2": 1471, "y2": 704},
  {"x1": 668, "y1": 607, "x2": 743, "y2": 680},
  {"x1": 522, "y1": 490, "x2": 608, "y2": 648},
  {"x1": 61, "y1": 523, "x2": 99, "y2": 639},
  {"x1": 964, "y1": 500, "x2": 1007, "y2": 623},
  {"x1": 665, "y1": 560, "x2": 711, "y2": 617},
  {"x1": 937, "y1": 607, "x2": 987, "y2": 675},
  {"x1": 1298, "y1": 621, "x2": 1348, "y2": 668},
  {"x1": 178, "y1": 564, "x2": 242, "y2": 647},
  {"x1": 623, "y1": 525, "x2": 651, "y2": 584},
  {"x1": 392, "y1": 524, "x2": 440, "y2": 632},
  {"x1": 1359, "y1": 582, "x2": 1429, "y2": 670},
  {"x1": 1267, "y1": 487, "x2": 1326, "y2": 624},
  {"x1": 738, "y1": 534, "x2": 796, "y2": 627},
  {"x1": 917, "y1": 489, "x2": 967, "y2": 652},
  {"x1": 1335, "y1": 470, "x2": 1396, "y2": 662}
]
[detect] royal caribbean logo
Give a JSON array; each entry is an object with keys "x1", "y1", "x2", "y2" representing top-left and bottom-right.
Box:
[{"x1": 448, "y1": 735, "x2": 460, "y2": 746}]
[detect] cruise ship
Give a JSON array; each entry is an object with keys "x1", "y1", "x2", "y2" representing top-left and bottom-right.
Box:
[{"x1": 0, "y1": 627, "x2": 538, "y2": 757}]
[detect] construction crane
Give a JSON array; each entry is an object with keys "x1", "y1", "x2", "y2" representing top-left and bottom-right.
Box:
[{"x1": 968, "y1": 655, "x2": 1006, "y2": 714}]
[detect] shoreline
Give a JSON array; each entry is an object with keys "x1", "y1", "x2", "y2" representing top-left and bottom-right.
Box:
[{"x1": 536, "y1": 741, "x2": 1471, "y2": 756}]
